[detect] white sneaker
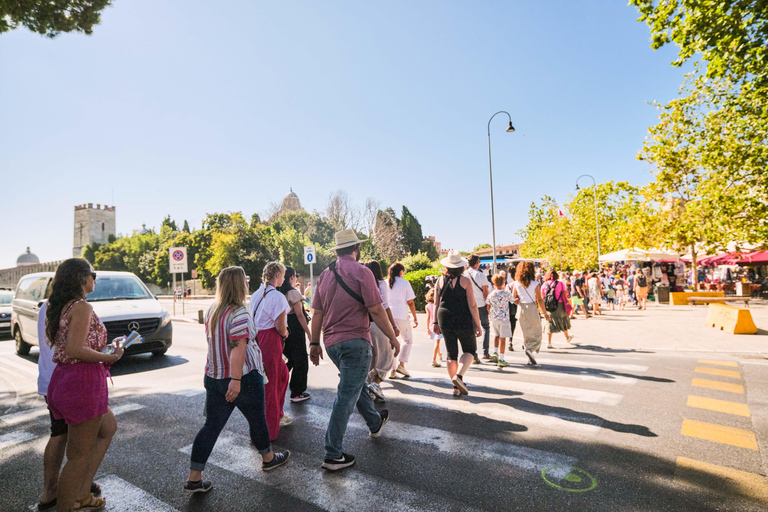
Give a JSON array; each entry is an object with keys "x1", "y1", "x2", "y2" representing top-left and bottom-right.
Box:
[
  {"x1": 395, "y1": 364, "x2": 410, "y2": 378},
  {"x1": 279, "y1": 415, "x2": 293, "y2": 427},
  {"x1": 567, "y1": 334, "x2": 574, "y2": 343}
]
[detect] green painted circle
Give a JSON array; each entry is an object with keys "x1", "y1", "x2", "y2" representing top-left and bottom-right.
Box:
[{"x1": 541, "y1": 466, "x2": 597, "y2": 493}]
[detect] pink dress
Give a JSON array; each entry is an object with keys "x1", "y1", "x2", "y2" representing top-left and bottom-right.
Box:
[{"x1": 47, "y1": 300, "x2": 109, "y2": 424}]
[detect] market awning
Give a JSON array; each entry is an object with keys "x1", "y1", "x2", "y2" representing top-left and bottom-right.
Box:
[
  {"x1": 733, "y1": 250, "x2": 768, "y2": 266},
  {"x1": 598, "y1": 249, "x2": 650, "y2": 262}
]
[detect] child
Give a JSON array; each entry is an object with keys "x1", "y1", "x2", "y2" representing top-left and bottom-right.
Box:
[
  {"x1": 425, "y1": 288, "x2": 443, "y2": 367},
  {"x1": 606, "y1": 279, "x2": 616, "y2": 311},
  {"x1": 486, "y1": 273, "x2": 513, "y2": 367}
]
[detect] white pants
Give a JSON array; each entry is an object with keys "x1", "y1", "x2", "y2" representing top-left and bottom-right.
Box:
[
  {"x1": 368, "y1": 322, "x2": 395, "y2": 382},
  {"x1": 394, "y1": 317, "x2": 414, "y2": 365}
]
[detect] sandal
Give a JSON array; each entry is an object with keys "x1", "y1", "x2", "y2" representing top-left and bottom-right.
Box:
[
  {"x1": 91, "y1": 482, "x2": 101, "y2": 497},
  {"x1": 452, "y1": 386, "x2": 461, "y2": 396},
  {"x1": 74, "y1": 493, "x2": 105, "y2": 511}
]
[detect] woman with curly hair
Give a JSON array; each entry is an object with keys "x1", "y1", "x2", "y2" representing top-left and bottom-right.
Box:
[
  {"x1": 249, "y1": 262, "x2": 291, "y2": 440},
  {"x1": 186, "y1": 266, "x2": 290, "y2": 494},
  {"x1": 45, "y1": 258, "x2": 123, "y2": 511},
  {"x1": 511, "y1": 261, "x2": 550, "y2": 366}
]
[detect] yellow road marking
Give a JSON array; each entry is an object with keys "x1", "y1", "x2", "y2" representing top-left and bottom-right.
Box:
[
  {"x1": 687, "y1": 396, "x2": 751, "y2": 417},
  {"x1": 681, "y1": 419, "x2": 758, "y2": 450},
  {"x1": 698, "y1": 359, "x2": 738, "y2": 367},
  {"x1": 695, "y1": 367, "x2": 741, "y2": 379},
  {"x1": 675, "y1": 457, "x2": 768, "y2": 505},
  {"x1": 692, "y1": 378, "x2": 744, "y2": 394}
]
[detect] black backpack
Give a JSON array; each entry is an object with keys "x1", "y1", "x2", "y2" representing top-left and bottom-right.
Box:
[
  {"x1": 544, "y1": 282, "x2": 560, "y2": 312},
  {"x1": 637, "y1": 274, "x2": 647, "y2": 288}
]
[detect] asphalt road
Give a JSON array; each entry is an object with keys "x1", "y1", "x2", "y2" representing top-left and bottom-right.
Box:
[{"x1": 1, "y1": 317, "x2": 767, "y2": 511}]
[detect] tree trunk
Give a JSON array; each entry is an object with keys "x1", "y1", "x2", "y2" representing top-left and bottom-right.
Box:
[{"x1": 691, "y1": 245, "x2": 698, "y2": 292}]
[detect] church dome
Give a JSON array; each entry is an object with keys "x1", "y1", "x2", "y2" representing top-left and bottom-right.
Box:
[
  {"x1": 17, "y1": 247, "x2": 40, "y2": 267},
  {"x1": 280, "y1": 188, "x2": 302, "y2": 212}
]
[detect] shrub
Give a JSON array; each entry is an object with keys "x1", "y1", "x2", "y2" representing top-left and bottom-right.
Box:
[
  {"x1": 401, "y1": 251, "x2": 433, "y2": 273},
  {"x1": 403, "y1": 266, "x2": 442, "y2": 311}
]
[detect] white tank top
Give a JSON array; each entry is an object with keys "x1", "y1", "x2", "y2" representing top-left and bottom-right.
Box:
[{"x1": 514, "y1": 280, "x2": 539, "y2": 304}]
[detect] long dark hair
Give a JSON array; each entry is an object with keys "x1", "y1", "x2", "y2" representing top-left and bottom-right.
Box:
[
  {"x1": 389, "y1": 262, "x2": 404, "y2": 288},
  {"x1": 45, "y1": 258, "x2": 92, "y2": 346},
  {"x1": 278, "y1": 266, "x2": 296, "y2": 295},
  {"x1": 365, "y1": 260, "x2": 384, "y2": 282}
]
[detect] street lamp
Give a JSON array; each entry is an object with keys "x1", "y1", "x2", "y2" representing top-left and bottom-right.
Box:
[
  {"x1": 575, "y1": 174, "x2": 601, "y2": 261},
  {"x1": 487, "y1": 111, "x2": 515, "y2": 275}
]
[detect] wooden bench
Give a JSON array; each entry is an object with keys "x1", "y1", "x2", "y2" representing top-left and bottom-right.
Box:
[
  {"x1": 688, "y1": 296, "x2": 752, "y2": 307},
  {"x1": 705, "y1": 303, "x2": 758, "y2": 334},
  {"x1": 670, "y1": 291, "x2": 724, "y2": 305}
]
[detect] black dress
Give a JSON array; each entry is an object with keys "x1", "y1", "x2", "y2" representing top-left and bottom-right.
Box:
[{"x1": 436, "y1": 276, "x2": 477, "y2": 360}]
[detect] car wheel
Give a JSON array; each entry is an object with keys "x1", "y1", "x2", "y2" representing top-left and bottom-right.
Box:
[
  {"x1": 15, "y1": 330, "x2": 31, "y2": 356},
  {"x1": 151, "y1": 348, "x2": 168, "y2": 356}
]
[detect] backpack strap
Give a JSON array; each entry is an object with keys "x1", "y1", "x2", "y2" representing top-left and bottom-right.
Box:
[{"x1": 330, "y1": 261, "x2": 365, "y2": 305}]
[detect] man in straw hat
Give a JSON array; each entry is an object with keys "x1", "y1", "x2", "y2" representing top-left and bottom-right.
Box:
[{"x1": 310, "y1": 229, "x2": 400, "y2": 471}]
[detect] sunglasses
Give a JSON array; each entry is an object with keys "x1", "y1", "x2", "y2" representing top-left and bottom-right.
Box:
[{"x1": 90, "y1": 272, "x2": 97, "y2": 280}]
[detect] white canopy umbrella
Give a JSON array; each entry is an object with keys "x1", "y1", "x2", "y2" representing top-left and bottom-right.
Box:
[
  {"x1": 598, "y1": 249, "x2": 650, "y2": 262},
  {"x1": 645, "y1": 248, "x2": 681, "y2": 260}
]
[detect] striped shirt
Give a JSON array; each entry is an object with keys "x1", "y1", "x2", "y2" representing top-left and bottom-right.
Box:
[{"x1": 204, "y1": 304, "x2": 266, "y2": 381}]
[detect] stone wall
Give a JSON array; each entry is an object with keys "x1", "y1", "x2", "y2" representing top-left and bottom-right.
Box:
[
  {"x1": 73, "y1": 204, "x2": 116, "y2": 257},
  {"x1": 0, "y1": 261, "x2": 63, "y2": 289}
]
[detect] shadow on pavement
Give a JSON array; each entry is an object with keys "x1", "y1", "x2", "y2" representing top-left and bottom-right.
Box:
[
  {"x1": 568, "y1": 344, "x2": 655, "y2": 354},
  {"x1": 109, "y1": 354, "x2": 190, "y2": 376}
]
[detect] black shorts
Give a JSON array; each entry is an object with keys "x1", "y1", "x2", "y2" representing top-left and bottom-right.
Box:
[
  {"x1": 45, "y1": 396, "x2": 68, "y2": 437},
  {"x1": 441, "y1": 328, "x2": 477, "y2": 361}
]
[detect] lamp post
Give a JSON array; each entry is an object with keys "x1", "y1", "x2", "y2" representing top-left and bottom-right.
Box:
[
  {"x1": 487, "y1": 111, "x2": 515, "y2": 275},
  {"x1": 575, "y1": 174, "x2": 601, "y2": 261}
]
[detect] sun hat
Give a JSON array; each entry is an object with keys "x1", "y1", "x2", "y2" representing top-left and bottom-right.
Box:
[
  {"x1": 331, "y1": 228, "x2": 364, "y2": 250},
  {"x1": 440, "y1": 250, "x2": 469, "y2": 268}
]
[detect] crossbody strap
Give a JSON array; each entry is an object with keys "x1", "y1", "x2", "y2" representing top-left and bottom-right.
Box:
[
  {"x1": 252, "y1": 289, "x2": 273, "y2": 323},
  {"x1": 330, "y1": 261, "x2": 365, "y2": 305},
  {"x1": 468, "y1": 271, "x2": 484, "y2": 293}
]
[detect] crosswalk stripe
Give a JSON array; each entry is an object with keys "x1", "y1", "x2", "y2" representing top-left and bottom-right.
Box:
[
  {"x1": 175, "y1": 389, "x2": 205, "y2": 397},
  {"x1": 694, "y1": 367, "x2": 741, "y2": 379},
  {"x1": 0, "y1": 357, "x2": 38, "y2": 377},
  {"x1": 459, "y1": 364, "x2": 639, "y2": 386},
  {"x1": 96, "y1": 474, "x2": 179, "y2": 512},
  {"x1": 687, "y1": 396, "x2": 751, "y2": 417},
  {"x1": 0, "y1": 406, "x2": 48, "y2": 426},
  {"x1": 407, "y1": 370, "x2": 624, "y2": 406},
  {"x1": 383, "y1": 381, "x2": 603, "y2": 436},
  {"x1": 681, "y1": 419, "x2": 758, "y2": 450},
  {"x1": 110, "y1": 403, "x2": 146, "y2": 416},
  {"x1": 179, "y1": 434, "x2": 486, "y2": 512},
  {"x1": 0, "y1": 431, "x2": 36, "y2": 450},
  {"x1": 674, "y1": 456, "x2": 768, "y2": 505},
  {"x1": 698, "y1": 360, "x2": 738, "y2": 367},
  {"x1": 300, "y1": 404, "x2": 578, "y2": 471},
  {"x1": 692, "y1": 378, "x2": 744, "y2": 394},
  {"x1": 525, "y1": 358, "x2": 649, "y2": 372}
]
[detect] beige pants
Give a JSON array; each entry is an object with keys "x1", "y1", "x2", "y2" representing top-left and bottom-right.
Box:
[
  {"x1": 368, "y1": 322, "x2": 394, "y2": 382},
  {"x1": 519, "y1": 302, "x2": 543, "y2": 352}
]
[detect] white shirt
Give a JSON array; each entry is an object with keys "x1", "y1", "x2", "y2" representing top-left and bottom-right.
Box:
[
  {"x1": 464, "y1": 268, "x2": 490, "y2": 307},
  {"x1": 249, "y1": 284, "x2": 290, "y2": 331},
  {"x1": 388, "y1": 276, "x2": 415, "y2": 320},
  {"x1": 377, "y1": 280, "x2": 390, "y2": 310},
  {"x1": 513, "y1": 280, "x2": 539, "y2": 304},
  {"x1": 37, "y1": 300, "x2": 56, "y2": 396}
]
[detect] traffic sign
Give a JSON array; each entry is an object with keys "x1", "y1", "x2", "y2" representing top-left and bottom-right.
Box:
[
  {"x1": 304, "y1": 245, "x2": 316, "y2": 265},
  {"x1": 169, "y1": 247, "x2": 188, "y2": 273}
]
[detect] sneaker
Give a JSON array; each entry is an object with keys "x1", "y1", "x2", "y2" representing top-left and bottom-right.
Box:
[
  {"x1": 368, "y1": 382, "x2": 386, "y2": 401},
  {"x1": 321, "y1": 452, "x2": 356, "y2": 471},
  {"x1": 279, "y1": 415, "x2": 293, "y2": 427},
  {"x1": 290, "y1": 393, "x2": 311, "y2": 403},
  {"x1": 473, "y1": 357, "x2": 482, "y2": 364},
  {"x1": 525, "y1": 349, "x2": 538, "y2": 366},
  {"x1": 263, "y1": 450, "x2": 291, "y2": 471},
  {"x1": 183, "y1": 479, "x2": 213, "y2": 493},
  {"x1": 482, "y1": 353, "x2": 492, "y2": 360},
  {"x1": 489, "y1": 354, "x2": 498, "y2": 363},
  {"x1": 567, "y1": 334, "x2": 574, "y2": 343},
  {"x1": 395, "y1": 364, "x2": 410, "y2": 378},
  {"x1": 498, "y1": 360, "x2": 508, "y2": 367},
  {"x1": 369, "y1": 410, "x2": 389, "y2": 438},
  {"x1": 508, "y1": 343, "x2": 514, "y2": 351},
  {"x1": 389, "y1": 370, "x2": 398, "y2": 379},
  {"x1": 452, "y1": 375, "x2": 468, "y2": 395}
]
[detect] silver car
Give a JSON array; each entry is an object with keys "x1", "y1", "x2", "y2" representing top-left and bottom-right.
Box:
[{"x1": 11, "y1": 271, "x2": 172, "y2": 356}]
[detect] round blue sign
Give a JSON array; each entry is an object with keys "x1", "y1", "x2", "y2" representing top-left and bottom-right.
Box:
[{"x1": 307, "y1": 253, "x2": 314, "y2": 263}]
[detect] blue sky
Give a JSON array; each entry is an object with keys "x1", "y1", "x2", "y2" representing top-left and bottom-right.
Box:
[{"x1": 0, "y1": 0, "x2": 687, "y2": 269}]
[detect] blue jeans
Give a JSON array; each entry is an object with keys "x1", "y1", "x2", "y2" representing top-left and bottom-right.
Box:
[
  {"x1": 324, "y1": 338, "x2": 382, "y2": 460},
  {"x1": 190, "y1": 372, "x2": 272, "y2": 471},
  {"x1": 478, "y1": 306, "x2": 490, "y2": 355}
]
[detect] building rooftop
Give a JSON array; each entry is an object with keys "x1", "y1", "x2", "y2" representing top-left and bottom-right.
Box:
[{"x1": 17, "y1": 247, "x2": 40, "y2": 266}]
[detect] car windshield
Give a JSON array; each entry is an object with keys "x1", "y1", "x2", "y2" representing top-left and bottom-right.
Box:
[
  {"x1": 0, "y1": 292, "x2": 12, "y2": 306},
  {"x1": 86, "y1": 275, "x2": 153, "y2": 302}
]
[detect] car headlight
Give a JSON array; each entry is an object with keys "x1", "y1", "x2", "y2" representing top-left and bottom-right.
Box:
[{"x1": 159, "y1": 310, "x2": 171, "y2": 328}]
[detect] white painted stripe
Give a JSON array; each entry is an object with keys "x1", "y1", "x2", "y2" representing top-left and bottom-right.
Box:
[
  {"x1": 179, "y1": 434, "x2": 486, "y2": 512},
  {"x1": 534, "y1": 358, "x2": 649, "y2": 372},
  {"x1": 96, "y1": 474, "x2": 179, "y2": 512},
  {"x1": 407, "y1": 370, "x2": 624, "y2": 406},
  {"x1": 450, "y1": 364, "x2": 639, "y2": 386},
  {"x1": 0, "y1": 357, "x2": 38, "y2": 377},
  {"x1": 302, "y1": 405, "x2": 577, "y2": 472},
  {"x1": 111, "y1": 403, "x2": 146, "y2": 416},
  {"x1": 175, "y1": 389, "x2": 205, "y2": 397},
  {"x1": 0, "y1": 431, "x2": 36, "y2": 450},
  {"x1": 0, "y1": 406, "x2": 48, "y2": 426},
  {"x1": 382, "y1": 382, "x2": 603, "y2": 435}
]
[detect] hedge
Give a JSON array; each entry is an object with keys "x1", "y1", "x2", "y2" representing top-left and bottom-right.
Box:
[{"x1": 403, "y1": 266, "x2": 442, "y2": 311}]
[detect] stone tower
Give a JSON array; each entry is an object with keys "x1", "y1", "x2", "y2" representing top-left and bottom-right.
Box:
[{"x1": 73, "y1": 203, "x2": 117, "y2": 257}]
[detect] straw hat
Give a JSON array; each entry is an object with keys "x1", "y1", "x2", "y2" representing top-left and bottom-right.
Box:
[
  {"x1": 331, "y1": 228, "x2": 364, "y2": 250},
  {"x1": 440, "y1": 250, "x2": 468, "y2": 268}
]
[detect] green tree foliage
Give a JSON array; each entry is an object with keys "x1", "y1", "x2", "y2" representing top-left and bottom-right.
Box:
[
  {"x1": 401, "y1": 252, "x2": 433, "y2": 273},
  {"x1": 399, "y1": 206, "x2": 423, "y2": 256},
  {"x1": 272, "y1": 210, "x2": 335, "y2": 248},
  {"x1": 472, "y1": 243, "x2": 491, "y2": 252},
  {"x1": 0, "y1": 0, "x2": 111, "y2": 37},
  {"x1": 403, "y1": 267, "x2": 442, "y2": 311},
  {"x1": 182, "y1": 220, "x2": 191, "y2": 233},
  {"x1": 421, "y1": 240, "x2": 440, "y2": 261}
]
